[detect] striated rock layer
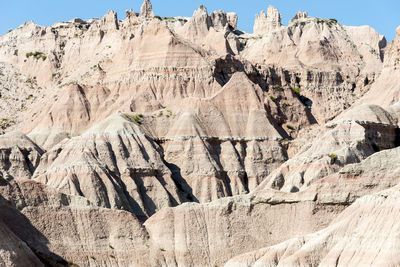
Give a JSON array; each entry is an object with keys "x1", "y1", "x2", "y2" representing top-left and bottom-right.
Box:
[{"x1": 0, "y1": 0, "x2": 400, "y2": 266}]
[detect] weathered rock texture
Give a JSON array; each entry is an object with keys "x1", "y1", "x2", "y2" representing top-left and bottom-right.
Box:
[
  {"x1": 254, "y1": 6, "x2": 282, "y2": 35},
  {"x1": 0, "y1": 0, "x2": 400, "y2": 266},
  {"x1": 226, "y1": 185, "x2": 400, "y2": 267}
]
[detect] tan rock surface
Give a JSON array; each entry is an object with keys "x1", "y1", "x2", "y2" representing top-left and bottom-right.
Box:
[
  {"x1": 0, "y1": 1, "x2": 400, "y2": 266},
  {"x1": 226, "y1": 185, "x2": 400, "y2": 267},
  {"x1": 0, "y1": 179, "x2": 150, "y2": 266},
  {"x1": 33, "y1": 113, "x2": 188, "y2": 218}
]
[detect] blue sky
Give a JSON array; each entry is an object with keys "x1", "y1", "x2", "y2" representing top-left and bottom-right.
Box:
[{"x1": 1, "y1": 0, "x2": 399, "y2": 41}]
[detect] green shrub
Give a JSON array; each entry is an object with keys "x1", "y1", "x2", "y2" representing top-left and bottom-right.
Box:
[
  {"x1": 0, "y1": 118, "x2": 15, "y2": 129},
  {"x1": 270, "y1": 96, "x2": 276, "y2": 102},
  {"x1": 160, "y1": 248, "x2": 166, "y2": 252},
  {"x1": 274, "y1": 84, "x2": 280, "y2": 90},
  {"x1": 124, "y1": 113, "x2": 143, "y2": 125},
  {"x1": 25, "y1": 51, "x2": 46, "y2": 61},
  {"x1": 287, "y1": 125, "x2": 295, "y2": 131},
  {"x1": 292, "y1": 87, "x2": 301, "y2": 95},
  {"x1": 328, "y1": 153, "x2": 338, "y2": 164},
  {"x1": 154, "y1": 16, "x2": 162, "y2": 20}
]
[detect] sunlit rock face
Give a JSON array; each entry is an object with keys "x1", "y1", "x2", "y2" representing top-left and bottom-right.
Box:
[{"x1": 0, "y1": 0, "x2": 399, "y2": 266}]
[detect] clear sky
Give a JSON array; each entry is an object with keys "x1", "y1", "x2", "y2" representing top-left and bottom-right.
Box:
[{"x1": 1, "y1": 0, "x2": 399, "y2": 41}]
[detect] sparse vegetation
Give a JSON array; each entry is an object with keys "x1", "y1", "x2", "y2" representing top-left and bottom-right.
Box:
[
  {"x1": 158, "y1": 111, "x2": 163, "y2": 117},
  {"x1": 270, "y1": 96, "x2": 276, "y2": 102},
  {"x1": 328, "y1": 153, "x2": 338, "y2": 164},
  {"x1": 286, "y1": 124, "x2": 295, "y2": 131},
  {"x1": 160, "y1": 248, "x2": 166, "y2": 252},
  {"x1": 90, "y1": 256, "x2": 96, "y2": 260},
  {"x1": 327, "y1": 18, "x2": 338, "y2": 27},
  {"x1": 124, "y1": 113, "x2": 144, "y2": 125},
  {"x1": 154, "y1": 16, "x2": 162, "y2": 20},
  {"x1": 110, "y1": 255, "x2": 115, "y2": 259},
  {"x1": 292, "y1": 87, "x2": 301, "y2": 95},
  {"x1": 26, "y1": 51, "x2": 47, "y2": 61},
  {"x1": 109, "y1": 245, "x2": 114, "y2": 249},
  {"x1": 281, "y1": 102, "x2": 290, "y2": 109},
  {"x1": 274, "y1": 84, "x2": 281, "y2": 90},
  {"x1": 0, "y1": 118, "x2": 15, "y2": 129}
]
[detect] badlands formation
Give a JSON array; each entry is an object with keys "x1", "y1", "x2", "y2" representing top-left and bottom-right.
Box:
[{"x1": 0, "y1": 0, "x2": 399, "y2": 266}]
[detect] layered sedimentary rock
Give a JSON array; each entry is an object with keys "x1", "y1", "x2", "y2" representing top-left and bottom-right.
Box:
[
  {"x1": 33, "y1": 114, "x2": 189, "y2": 218},
  {"x1": 0, "y1": 132, "x2": 43, "y2": 180},
  {"x1": 258, "y1": 104, "x2": 399, "y2": 193},
  {"x1": 0, "y1": 179, "x2": 150, "y2": 266},
  {"x1": 146, "y1": 144, "x2": 400, "y2": 266},
  {"x1": 0, "y1": 0, "x2": 400, "y2": 266},
  {"x1": 226, "y1": 186, "x2": 400, "y2": 267},
  {"x1": 356, "y1": 25, "x2": 400, "y2": 107}
]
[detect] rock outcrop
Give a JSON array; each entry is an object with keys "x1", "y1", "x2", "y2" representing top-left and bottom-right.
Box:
[
  {"x1": 0, "y1": 1, "x2": 400, "y2": 266},
  {"x1": 33, "y1": 114, "x2": 189, "y2": 219},
  {"x1": 0, "y1": 132, "x2": 44, "y2": 180},
  {"x1": 226, "y1": 185, "x2": 400, "y2": 267},
  {"x1": 140, "y1": 0, "x2": 155, "y2": 18},
  {"x1": 253, "y1": 6, "x2": 282, "y2": 35},
  {"x1": 0, "y1": 179, "x2": 150, "y2": 266}
]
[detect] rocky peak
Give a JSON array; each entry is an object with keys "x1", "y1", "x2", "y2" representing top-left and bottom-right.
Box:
[
  {"x1": 193, "y1": 5, "x2": 209, "y2": 21},
  {"x1": 254, "y1": 5, "x2": 282, "y2": 35},
  {"x1": 397, "y1": 25, "x2": 400, "y2": 37},
  {"x1": 227, "y1": 12, "x2": 238, "y2": 30},
  {"x1": 209, "y1": 11, "x2": 238, "y2": 32},
  {"x1": 125, "y1": 9, "x2": 140, "y2": 26},
  {"x1": 101, "y1": 10, "x2": 119, "y2": 30},
  {"x1": 290, "y1": 11, "x2": 308, "y2": 24},
  {"x1": 140, "y1": 0, "x2": 155, "y2": 18}
]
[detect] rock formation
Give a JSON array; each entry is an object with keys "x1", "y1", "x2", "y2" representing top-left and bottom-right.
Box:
[
  {"x1": 0, "y1": 0, "x2": 400, "y2": 266},
  {"x1": 140, "y1": 0, "x2": 155, "y2": 18},
  {"x1": 253, "y1": 6, "x2": 282, "y2": 35}
]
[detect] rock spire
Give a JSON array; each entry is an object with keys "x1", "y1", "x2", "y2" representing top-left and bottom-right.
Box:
[
  {"x1": 140, "y1": 0, "x2": 155, "y2": 18},
  {"x1": 253, "y1": 5, "x2": 282, "y2": 35}
]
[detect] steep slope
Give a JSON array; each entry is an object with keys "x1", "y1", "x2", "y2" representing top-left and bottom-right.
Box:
[
  {"x1": 356, "y1": 26, "x2": 400, "y2": 106},
  {"x1": 0, "y1": 132, "x2": 44, "y2": 180},
  {"x1": 257, "y1": 104, "x2": 399, "y2": 193},
  {"x1": 145, "y1": 145, "x2": 400, "y2": 266},
  {"x1": 0, "y1": 178, "x2": 150, "y2": 266},
  {"x1": 225, "y1": 186, "x2": 400, "y2": 267},
  {"x1": 33, "y1": 114, "x2": 188, "y2": 219},
  {"x1": 241, "y1": 7, "x2": 386, "y2": 123}
]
